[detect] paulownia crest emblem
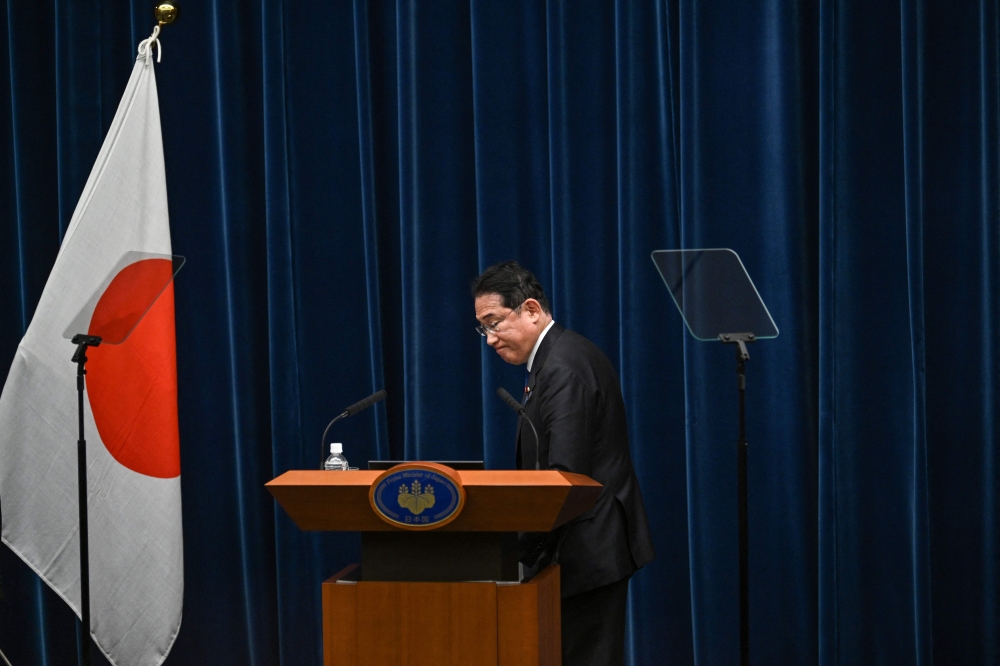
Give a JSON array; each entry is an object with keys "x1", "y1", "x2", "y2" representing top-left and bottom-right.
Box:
[{"x1": 397, "y1": 479, "x2": 436, "y2": 515}]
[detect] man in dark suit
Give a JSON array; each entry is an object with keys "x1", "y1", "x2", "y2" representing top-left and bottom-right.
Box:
[{"x1": 472, "y1": 261, "x2": 655, "y2": 666}]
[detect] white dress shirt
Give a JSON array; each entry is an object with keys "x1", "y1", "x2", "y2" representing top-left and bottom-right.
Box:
[{"x1": 527, "y1": 320, "x2": 556, "y2": 372}]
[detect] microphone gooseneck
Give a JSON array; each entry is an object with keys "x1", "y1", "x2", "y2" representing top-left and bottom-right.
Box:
[
  {"x1": 495, "y1": 387, "x2": 541, "y2": 471},
  {"x1": 320, "y1": 390, "x2": 386, "y2": 469}
]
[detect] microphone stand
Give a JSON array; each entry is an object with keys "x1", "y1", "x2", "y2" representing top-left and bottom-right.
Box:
[
  {"x1": 495, "y1": 388, "x2": 541, "y2": 470},
  {"x1": 319, "y1": 413, "x2": 347, "y2": 468},
  {"x1": 71, "y1": 334, "x2": 101, "y2": 666},
  {"x1": 319, "y1": 390, "x2": 386, "y2": 468}
]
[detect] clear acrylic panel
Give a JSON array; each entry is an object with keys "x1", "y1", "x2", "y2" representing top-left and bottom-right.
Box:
[
  {"x1": 651, "y1": 248, "x2": 778, "y2": 341},
  {"x1": 63, "y1": 252, "x2": 185, "y2": 345}
]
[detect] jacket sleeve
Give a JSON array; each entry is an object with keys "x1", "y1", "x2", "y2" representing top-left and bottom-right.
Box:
[
  {"x1": 519, "y1": 357, "x2": 600, "y2": 568},
  {"x1": 537, "y1": 362, "x2": 597, "y2": 477}
]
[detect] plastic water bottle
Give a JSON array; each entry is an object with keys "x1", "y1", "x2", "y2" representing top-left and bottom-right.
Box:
[{"x1": 324, "y1": 443, "x2": 349, "y2": 471}]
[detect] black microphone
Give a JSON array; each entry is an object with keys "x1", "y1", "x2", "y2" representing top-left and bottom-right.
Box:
[
  {"x1": 342, "y1": 389, "x2": 387, "y2": 417},
  {"x1": 496, "y1": 387, "x2": 541, "y2": 471},
  {"x1": 320, "y1": 390, "x2": 386, "y2": 468}
]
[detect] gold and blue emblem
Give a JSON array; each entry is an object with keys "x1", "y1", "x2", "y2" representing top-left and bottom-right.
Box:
[{"x1": 369, "y1": 463, "x2": 465, "y2": 529}]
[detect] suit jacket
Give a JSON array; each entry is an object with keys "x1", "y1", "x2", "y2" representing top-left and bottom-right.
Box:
[{"x1": 517, "y1": 323, "x2": 655, "y2": 597}]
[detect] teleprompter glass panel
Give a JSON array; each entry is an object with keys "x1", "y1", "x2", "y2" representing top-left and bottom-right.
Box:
[
  {"x1": 63, "y1": 251, "x2": 185, "y2": 345},
  {"x1": 651, "y1": 248, "x2": 778, "y2": 341}
]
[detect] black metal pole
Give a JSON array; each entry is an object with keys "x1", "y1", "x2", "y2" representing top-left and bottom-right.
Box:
[
  {"x1": 720, "y1": 332, "x2": 753, "y2": 666},
  {"x1": 71, "y1": 335, "x2": 100, "y2": 666},
  {"x1": 736, "y1": 345, "x2": 749, "y2": 666}
]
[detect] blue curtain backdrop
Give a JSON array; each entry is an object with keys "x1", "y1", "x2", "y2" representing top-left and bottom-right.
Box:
[{"x1": 0, "y1": 1, "x2": 997, "y2": 665}]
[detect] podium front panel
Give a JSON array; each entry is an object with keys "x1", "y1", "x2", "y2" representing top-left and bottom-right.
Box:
[{"x1": 323, "y1": 564, "x2": 561, "y2": 666}]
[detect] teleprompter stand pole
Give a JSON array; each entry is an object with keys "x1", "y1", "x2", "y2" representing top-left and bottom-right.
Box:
[
  {"x1": 71, "y1": 334, "x2": 101, "y2": 666},
  {"x1": 720, "y1": 332, "x2": 754, "y2": 666}
]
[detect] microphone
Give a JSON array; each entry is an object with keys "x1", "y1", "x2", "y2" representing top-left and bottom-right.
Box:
[
  {"x1": 496, "y1": 387, "x2": 541, "y2": 471},
  {"x1": 320, "y1": 390, "x2": 386, "y2": 468},
  {"x1": 342, "y1": 390, "x2": 387, "y2": 417}
]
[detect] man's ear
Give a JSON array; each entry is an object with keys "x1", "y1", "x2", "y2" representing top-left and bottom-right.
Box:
[{"x1": 522, "y1": 298, "x2": 543, "y2": 318}]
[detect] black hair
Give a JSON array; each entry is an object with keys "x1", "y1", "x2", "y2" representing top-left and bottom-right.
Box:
[{"x1": 471, "y1": 261, "x2": 552, "y2": 314}]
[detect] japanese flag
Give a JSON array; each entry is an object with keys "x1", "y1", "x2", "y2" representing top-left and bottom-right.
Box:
[{"x1": 0, "y1": 41, "x2": 183, "y2": 665}]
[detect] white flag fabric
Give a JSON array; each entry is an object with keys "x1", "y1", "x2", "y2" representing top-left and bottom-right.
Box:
[{"x1": 0, "y1": 44, "x2": 182, "y2": 665}]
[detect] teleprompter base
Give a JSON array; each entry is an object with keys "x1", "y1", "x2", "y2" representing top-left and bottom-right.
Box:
[{"x1": 322, "y1": 563, "x2": 561, "y2": 666}]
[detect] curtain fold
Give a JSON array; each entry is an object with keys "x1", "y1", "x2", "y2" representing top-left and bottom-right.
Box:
[
  {"x1": 352, "y1": 0, "x2": 391, "y2": 461},
  {"x1": 819, "y1": 1, "x2": 1000, "y2": 664},
  {"x1": 398, "y1": 2, "x2": 483, "y2": 462},
  {"x1": 900, "y1": 3, "x2": 933, "y2": 664},
  {"x1": 261, "y1": 1, "x2": 309, "y2": 664},
  {"x1": 469, "y1": 0, "x2": 553, "y2": 467},
  {"x1": 0, "y1": 1, "x2": 998, "y2": 665}
]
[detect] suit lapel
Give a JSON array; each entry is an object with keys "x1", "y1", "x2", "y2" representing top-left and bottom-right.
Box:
[
  {"x1": 518, "y1": 323, "x2": 564, "y2": 469},
  {"x1": 527, "y1": 322, "x2": 565, "y2": 390}
]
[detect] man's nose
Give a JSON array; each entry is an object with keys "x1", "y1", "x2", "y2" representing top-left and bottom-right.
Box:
[{"x1": 486, "y1": 330, "x2": 500, "y2": 346}]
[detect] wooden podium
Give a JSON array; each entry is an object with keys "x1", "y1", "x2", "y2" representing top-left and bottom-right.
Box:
[{"x1": 267, "y1": 467, "x2": 601, "y2": 666}]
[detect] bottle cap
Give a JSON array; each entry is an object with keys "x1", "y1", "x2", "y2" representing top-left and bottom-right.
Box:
[{"x1": 330, "y1": 443, "x2": 343, "y2": 454}]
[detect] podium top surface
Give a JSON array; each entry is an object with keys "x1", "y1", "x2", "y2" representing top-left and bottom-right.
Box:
[{"x1": 267, "y1": 469, "x2": 602, "y2": 532}]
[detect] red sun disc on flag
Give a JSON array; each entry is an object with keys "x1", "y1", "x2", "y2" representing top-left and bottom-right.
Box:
[{"x1": 86, "y1": 258, "x2": 181, "y2": 479}]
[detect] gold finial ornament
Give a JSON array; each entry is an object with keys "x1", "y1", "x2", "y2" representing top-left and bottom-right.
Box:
[{"x1": 154, "y1": 3, "x2": 179, "y2": 27}]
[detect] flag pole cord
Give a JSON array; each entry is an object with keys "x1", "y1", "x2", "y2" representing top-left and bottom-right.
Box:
[
  {"x1": 71, "y1": 335, "x2": 101, "y2": 666},
  {"x1": 137, "y1": 25, "x2": 162, "y2": 63}
]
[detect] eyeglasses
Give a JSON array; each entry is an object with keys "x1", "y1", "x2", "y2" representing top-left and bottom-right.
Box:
[{"x1": 475, "y1": 302, "x2": 524, "y2": 337}]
